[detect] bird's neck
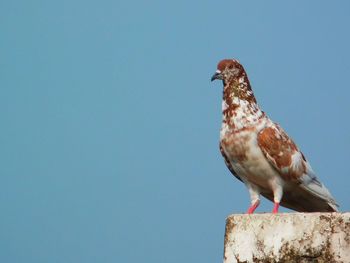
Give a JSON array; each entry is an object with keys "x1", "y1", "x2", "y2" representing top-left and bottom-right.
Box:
[{"x1": 222, "y1": 74, "x2": 264, "y2": 130}]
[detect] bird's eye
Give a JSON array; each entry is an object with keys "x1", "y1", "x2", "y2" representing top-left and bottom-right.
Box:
[{"x1": 228, "y1": 65, "x2": 233, "y2": 69}]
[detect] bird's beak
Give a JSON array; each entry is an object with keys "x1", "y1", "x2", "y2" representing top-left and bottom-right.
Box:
[{"x1": 211, "y1": 70, "x2": 223, "y2": 81}]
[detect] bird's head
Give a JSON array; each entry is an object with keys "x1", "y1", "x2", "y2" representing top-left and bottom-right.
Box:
[
  {"x1": 211, "y1": 59, "x2": 245, "y2": 83},
  {"x1": 211, "y1": 58, "x2": 256, "y2": 104}
]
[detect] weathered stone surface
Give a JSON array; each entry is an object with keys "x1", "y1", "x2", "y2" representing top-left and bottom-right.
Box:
[{"x1": 223, "y1": 213, "x2": 350, "y2": 263}]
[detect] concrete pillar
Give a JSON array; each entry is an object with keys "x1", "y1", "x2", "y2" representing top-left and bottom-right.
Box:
[{"x1": 223, "y1": 213, "x2": 350, "y2": 263}]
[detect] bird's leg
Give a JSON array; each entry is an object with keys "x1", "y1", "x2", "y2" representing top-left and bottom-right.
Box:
[
  {"x1": 246, "y1": 184, "x2": 260, "y2": 214},
  {"x1": 272, "y1": 202, "x2": 280, "y2": 214},
  {"x1": 247, "y1": 200, "x2": 260, "y2": 214},
  {"x1": 272, "y1": 183, "x2": 283, "y2": 214}
]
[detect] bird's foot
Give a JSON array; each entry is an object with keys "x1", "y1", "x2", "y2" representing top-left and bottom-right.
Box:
[
  {"x1": 272, "y1": 202, "x2": 280, "y2": 214},
  {"x1": 247, "y1": 200, "x2": 260, "y2": 214}
]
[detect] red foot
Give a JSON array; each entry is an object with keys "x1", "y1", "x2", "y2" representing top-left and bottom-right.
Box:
[
  {"x1": 272, "y1": 202, "x2": 280, "y2": 214},
  {"x1": 247, "y1": 200, "x2": 260, "y2": 214}
]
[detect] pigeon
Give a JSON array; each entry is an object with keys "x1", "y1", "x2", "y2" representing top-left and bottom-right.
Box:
[{"x1": 211, "y1": 59, "x2": 339, "y2": 213}]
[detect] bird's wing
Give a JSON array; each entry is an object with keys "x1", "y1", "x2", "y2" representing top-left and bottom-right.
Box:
[
  {"x1": 257, "y1": 124, "x2": 338, "y2": 210},
  {"x1": 220, "y1": 143, "x2": 242, "y2": 182}
]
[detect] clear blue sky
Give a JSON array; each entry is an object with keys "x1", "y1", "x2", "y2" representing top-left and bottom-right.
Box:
[{"x1": 1, "y1": 1, "x2": 350, "y2": 262}]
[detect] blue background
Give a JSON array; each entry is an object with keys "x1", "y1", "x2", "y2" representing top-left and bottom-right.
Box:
[{"x1": 1, "y1": 1, "x2": 349, "y2": 262}]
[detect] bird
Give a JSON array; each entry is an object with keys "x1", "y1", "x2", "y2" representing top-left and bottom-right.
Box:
[{"x1": 211, "y1": 59, "x2": 339, "y2": 213}]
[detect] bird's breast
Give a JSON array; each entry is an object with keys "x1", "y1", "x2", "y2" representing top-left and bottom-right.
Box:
[{"x1": 220, "y1": 121, "x2": 281, "y2": 189}]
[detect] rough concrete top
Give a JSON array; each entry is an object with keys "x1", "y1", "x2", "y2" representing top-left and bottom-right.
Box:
[{"x1": 224, "y1": 213, "x2": 350, "y2": 263}]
